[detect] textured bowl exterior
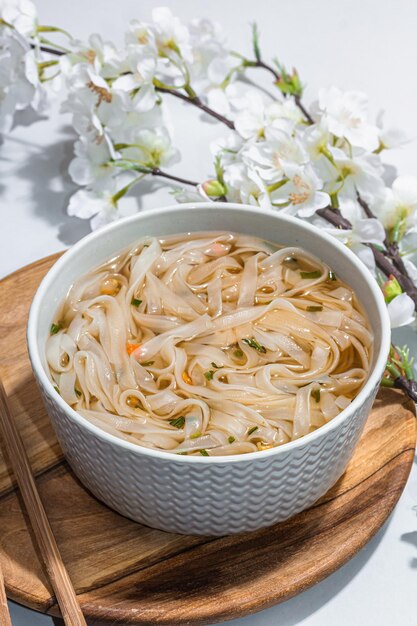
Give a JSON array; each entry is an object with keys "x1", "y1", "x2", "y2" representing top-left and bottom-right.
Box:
[
  {"x1": 27, "y1": 203, "x2": 391, "y2": 536},
  {"x1": 36, "y1": 376, "x2": 377, "y2": 535}
]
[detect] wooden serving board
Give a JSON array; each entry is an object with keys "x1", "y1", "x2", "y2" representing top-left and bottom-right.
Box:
[{"x1": 0, "y1": 254, "x2": 415, "y2": 625}]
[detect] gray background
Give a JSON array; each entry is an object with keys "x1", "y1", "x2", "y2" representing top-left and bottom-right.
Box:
[{"x1": 1, "y1": 1, "x2": 416, "y2": 624}]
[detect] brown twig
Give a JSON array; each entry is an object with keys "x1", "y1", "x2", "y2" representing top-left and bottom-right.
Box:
[
  {"x1": 244, "y1": 58, "x2": 315, "y2": 124},
  {"x1": 155, "y1": 87, "x2": 235, "y2": 130},
  {"x1": 317, "y1": 206, "x2": 417, "y2": 312},
  {"x1": 392, "y1": 375, "x2": 417, "y2": 402},
  {"x1": 151, "y1": 168, "x2": 199, "y2": 187},
  {"x1": 36, "y1": 43, "x2": 65, "y2": 56}
]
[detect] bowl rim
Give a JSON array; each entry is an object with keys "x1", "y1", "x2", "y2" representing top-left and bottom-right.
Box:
[{"x1": 27, "y1": 202, "x2": 391, "y2": 464}]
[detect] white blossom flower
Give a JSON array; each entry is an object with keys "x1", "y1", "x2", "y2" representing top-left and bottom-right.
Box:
[
  {"x1": 0, "y1": 25, "x2": 46, "y2": 132},
  {"x1": 387, "y1": 293, "x2": 415, "y2": 328},
  {"x1": 328, "y1": 147, "x2": 385, "y2": 204},
  {"x1": 324, "y1": 217, "x2": 385, "y2": 273},
  {"x1": 234, "y1": 92, "x2": 296, "y2": 140},
  {"x1": 118, "y1": 128, "x2": 180, "y2": 169},
  {"x1": 223, "y1": 162, "x2": 271, "y2": 210},
  {"x1": 153, "y1": 7, "x2": 191, "y2": 55},
  {"x1": 68, "y1": 135, "x2": 115, "y2": 187},
  {"x1": 376, "y1": 176, "x2": 417, "y2": 232},
  {"x1": 67, "y1": 173, "x2": 136, "y2": 230},
  {"x1": 243, "y1": 127, "x2": 307, "y2": 184},
  {"x1": 63, "y1": 34, "x2": 122, "y2": 78},
  {"x1": 404, "y1": 259, "x2": 417, "y2": 286},
  {"x1": 112, "y1": 47, "x2": 157, "y2": 113},
  {"x1": 2, "y1": 0, "x2": 37, "y2": 37},
  {"x1": 302, "y1": 121, "x2": 337, "y2": 183},
  {"x1": 317, "y1": 86, "x2": 379, "y2": 151},
  {"x1": 270, "y1": 165, "x2": 330, "y2": 217},
  {"x1": 376, "y1": 110, "x2": 409, "y2": 150},
  {"x1": 188, "y1": 18, "x2": 230, "y2": 89}
]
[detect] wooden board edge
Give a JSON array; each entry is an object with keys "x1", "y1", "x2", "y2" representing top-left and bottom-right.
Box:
[{"x1": 42, "y1": 446, "x2": 415, "y2": 624}]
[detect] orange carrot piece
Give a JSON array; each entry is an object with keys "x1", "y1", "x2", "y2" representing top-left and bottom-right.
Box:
[
  {"x1": 127, "y1": 342, "x2": 141, "y2": 356},
  {"x1": 182, "y1": 372, "x2": 193, "y2": 385}
]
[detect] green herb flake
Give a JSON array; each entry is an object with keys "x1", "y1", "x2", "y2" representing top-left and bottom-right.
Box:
[
  {"x1": 312, "y1": 388, "x2": 321, "y2": 403},
  {"x1": 141, "y1": 360, "x2": 155, "y2": 367},
  {"x1": 50, "y1": 322, "x2": 62, "y2": 335},
  {"x1": 306, "y1": 305, "x2": 323, "y2": 312},
  {"x1": 228, "y1": 436, "x2": 235, "y2": 444},
  {"x1": 199, "y1": 449, "x2": 209, "y2": 456},
  {"x1": 242, "y1": 338, "x2": 267, "y2": 354},
  {"x1": 190, "y1": 431, "x2": 202, "y2": 439},
  {"x1": 131, "y1": 297, "x2": 142, "y2": 307},
  {"x1": 177, "y1": 451, "x2": 188, "y2": 455},
  {"x1": 328, "y1": 270, "x2": 337, "y2": 281},
  {"x1": 247, "y1": 426, "x2": 259, "y2": 436},
  {"x1": 53, "y1": 385, "x2": 60, "y2": 395},
  {"x1": 233, "y1": 348, "x2": 244, "y2": 358},
  {"x1": 300, "y1": 270, "x2": 322, "y2": 279},
  {"x1": 169, "y1": 416, "x2": 185, "y2": 429},
  {"x1": 204, "y1": 370, "x2": 214, "y2": 381},
  {"x1": 74, "y1": 388, "x2": 82, "y2": 397},
  {"x1": 143, "y1": 244, "x2": 149, "y2": 248},
  {"x1": 211, "y1": 362, "x2": 223, "y2": 369}
]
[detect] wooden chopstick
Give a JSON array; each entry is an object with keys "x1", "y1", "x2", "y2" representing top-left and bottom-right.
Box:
[
  {"x1": 0, "y1": 379, "x2": 86, "y2": 626},
  {"x1": 0, "y1": 565, "x2": 12, "y2": 626}
]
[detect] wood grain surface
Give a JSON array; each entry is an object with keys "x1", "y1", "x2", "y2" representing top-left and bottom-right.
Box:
[{"x1": 0, "y1": 254, "x2": 415, "y2": 625}]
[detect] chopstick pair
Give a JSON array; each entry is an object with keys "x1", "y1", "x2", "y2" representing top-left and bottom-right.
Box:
[{"x1": 0, "y1": 378, "x2": 86, "y2": 626}]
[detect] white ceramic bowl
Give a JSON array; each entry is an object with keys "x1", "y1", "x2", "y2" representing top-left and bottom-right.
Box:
[{"x1": 27, "y1": 203, "x2": 390, "y2": 536}]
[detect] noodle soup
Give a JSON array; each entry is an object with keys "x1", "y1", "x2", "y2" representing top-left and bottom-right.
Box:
[{"x1": 46, "y1": 231, "x2": 372, "y2": 456}]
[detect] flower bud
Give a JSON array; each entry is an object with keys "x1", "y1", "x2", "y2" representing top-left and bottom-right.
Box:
[
  {"x1": 201, "y1": 179, "x2": 226, "y2": 197},
  {"x1": 381, "y1": 275, "x2": 402, "y2": 303}
]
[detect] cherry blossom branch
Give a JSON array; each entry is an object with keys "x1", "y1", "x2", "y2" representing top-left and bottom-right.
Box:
[
  {"x1": 390, "y1": 375, "x2": 417, "y2": 403},
  {"x1": 356, "y1": 192, "x2": 411, "y2": 274},
  {"x1": 317, "y1": 206, "x2": 417, "y2": 311},
  {"x1": 150, "y1": 168, "x2": 199, "y2": 186},
  {"x1": 242, "y1": 57, "x2": 315, "y2": 124},
  {"x1": 155, "y1": 87, "x2": 235, "y2": 130},
  {"x1": 37, "y1": 43, "x2": 65, "y2": 56}
]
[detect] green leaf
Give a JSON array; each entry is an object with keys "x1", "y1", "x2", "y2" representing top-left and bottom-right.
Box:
[
  {"x1": 50, "y1": 322, "x2": 62, "y2": 335},
  {"x1": 247, "y1": 426, "x2": 259, "y2": 436},
  {"x1": 381, "y1": 377, "x2": 395, "y2": 388},
  {"x1": 214, "y1": 155, "x2": 226, "y2": 187},
  {"x1": 228, "y1": 436, "x2": 235, "y2": 444},
  {"x1": 204, "y1": 370, "x2": 214, "y2": 381},
  {"x1": 199, "y1": 449, "x2": 209, "y2": 456},
  {"x1": 300, "y1": 270, "x2": 321, "y2": 279},
  {"x1": 169, "y1": 416, "x2": 185, "y2": 429},
  {"x1": 242, "y1": 338, "x2": 267, "y2": 354},
  {"x1": 251, "y1": 22, "x2": 261, "y2": 62},
  {"x1": 131, "y1": 297, "x2": 142, "y2": 307},
  {"x1": 311, "y1": 388, "x2": 321, "y2": 402}
]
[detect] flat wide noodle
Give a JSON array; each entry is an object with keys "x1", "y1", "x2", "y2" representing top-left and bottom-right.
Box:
[{"x1": 46, "y1": 231, "x2": 372, "y2": 456}]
